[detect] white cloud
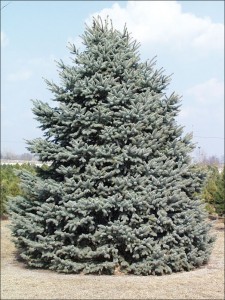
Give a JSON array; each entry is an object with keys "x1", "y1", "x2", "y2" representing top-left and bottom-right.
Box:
[
  {"x1": 1, "y1": 31, "x2": 9, "y2": 47},
  {"x1": 178, "y1": 78, "x2": 224, "y2": 136},
  {"x1": 186, "y1": 78, "x2": 224, "y2": 104},
  {"x1": 7, "y1": 69, "x2": 32, "y2": 82},
  {"x1": 179, "y1": 107, "x2": 192, "y2": 119},
  {"x1": 86, "y1": 1, "x2": 224, "y2": 53}
]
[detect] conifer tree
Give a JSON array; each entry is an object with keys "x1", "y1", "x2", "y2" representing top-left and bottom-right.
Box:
[
  {"x1": 9, "y1": 17, "x2": 215, "y2": 275},
  {"x1": 213, "y1": 167, "x2": 225, "y2": 216}
]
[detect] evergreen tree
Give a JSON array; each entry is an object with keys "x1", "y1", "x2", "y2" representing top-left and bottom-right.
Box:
[
  {"x1": 201, "y1": 165, "x2": 219, "y2": 214},
  {"x1": 201, "y1": 165, "x2": 225, "y2": 216},
  {"x1": 213, "y1": 166, "x2": 225, "y2": 216},
  {"x1": 9, "y1": 17, "x2": 215, "y2": 275}
]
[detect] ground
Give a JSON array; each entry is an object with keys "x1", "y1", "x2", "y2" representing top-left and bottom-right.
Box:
[{"x1": 1, "y1": 219, "x2": 224, "y2": 300}]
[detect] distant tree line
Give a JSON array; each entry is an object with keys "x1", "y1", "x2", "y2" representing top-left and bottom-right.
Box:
[
  {"x1": 0, "y1": 151, "x2": 38, "y2": 161},
  {"x1": 194, "y1": 149, "x2": 224, "y2": 167},
  {"x1": 1, "y1": 150, "x2": 223, "y2": 165}
]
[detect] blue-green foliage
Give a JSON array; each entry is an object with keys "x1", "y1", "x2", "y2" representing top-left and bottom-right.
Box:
[{"x1": 9, "y1": 17, "x2": 215, "y2": 275}]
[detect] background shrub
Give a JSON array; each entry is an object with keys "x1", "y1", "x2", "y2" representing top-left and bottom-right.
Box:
[{"x1": 0, "y1": 164, "x2": 36, "y2": 216}]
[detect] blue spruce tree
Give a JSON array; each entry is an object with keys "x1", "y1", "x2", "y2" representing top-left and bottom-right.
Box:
[{"x1": 9, "y1": 17, "x2": 215, "y2": 275}]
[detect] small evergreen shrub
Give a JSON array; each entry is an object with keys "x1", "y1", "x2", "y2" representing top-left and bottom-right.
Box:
[
  {"x1": 1, "y1": 164, "x2": 36, "y2": 216},
  {"x1": 197, "y1": 164, "x2": 225, "y2": 216}
]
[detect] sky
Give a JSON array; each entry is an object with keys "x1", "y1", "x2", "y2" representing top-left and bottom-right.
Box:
[{"x1": 1, "y1": 1, "x2": 224, "y2": 160}]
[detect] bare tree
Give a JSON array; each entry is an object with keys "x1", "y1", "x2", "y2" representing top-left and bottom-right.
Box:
[{"x1": 1, "y1": 1, "x2": 12, "y2": 10}]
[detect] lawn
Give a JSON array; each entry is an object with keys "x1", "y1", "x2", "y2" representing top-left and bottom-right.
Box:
[{"x1": 1, "y1": 219, "x2": 224, "y2": 299}]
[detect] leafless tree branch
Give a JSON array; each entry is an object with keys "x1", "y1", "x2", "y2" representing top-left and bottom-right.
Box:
[{"x1": 1, "y1": 1, "x2": 12, "y2": 11}]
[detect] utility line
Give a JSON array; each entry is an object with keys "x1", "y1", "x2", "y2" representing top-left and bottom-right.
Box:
[
  {"x1": 193, "y1": 136, "x2": 224, "y2": 140},
  {"x1": 1, "y1": 141, "x2": 26, "y2": 143}
]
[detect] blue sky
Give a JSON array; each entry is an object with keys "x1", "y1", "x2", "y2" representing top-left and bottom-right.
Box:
[{"x1": 1, "y1": 1, "x2": 224, "y2": 160}]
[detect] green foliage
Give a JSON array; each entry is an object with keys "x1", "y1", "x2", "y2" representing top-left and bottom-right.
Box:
[
  {"x1": 200, "y1": 165, "x2": 225, "y2": 216},
  {"x1": 213, "y1": 166, "x2": 225, "y2": 215},
  {"x1": 9, "y1": 17, "x2": 215, "y2": 276},
  {"x1": 0, "y1": 164, "x2": 36, "y2": 216}
]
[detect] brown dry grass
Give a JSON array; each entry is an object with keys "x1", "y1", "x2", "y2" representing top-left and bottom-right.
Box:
[{"x1": 1, "y1": 219, "x2": 224, "y2": 300}]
